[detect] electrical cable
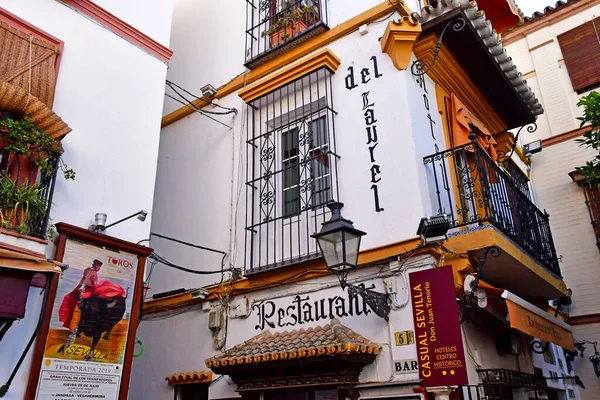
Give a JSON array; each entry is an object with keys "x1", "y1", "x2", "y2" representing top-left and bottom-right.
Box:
[
  {"x1": 166, "y1": 82, "x2": 236, "y2": 116},
  {"x1": 165, "y1": 80, "x2": 237, "y2": 112},
  {"x1": 150, "y1": 252, "x2": 232, "y2": 275},
  {"x1": 165, "y1": 93, "x2": 232, "y2": 129}
]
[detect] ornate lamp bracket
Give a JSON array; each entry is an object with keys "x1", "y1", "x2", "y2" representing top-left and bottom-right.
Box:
[
  {"x1": 343, "y1": 282, "x2": 391, "y2": 321},
  {"x1": 497, "y1": 122, "x2": 539, "y2": 163},
  {"x1": 411, "y1": 17, "x2": 467, "y2": 77},
  {"x1": 530, "y1": 339, "x2": 550, "y2": 354}
]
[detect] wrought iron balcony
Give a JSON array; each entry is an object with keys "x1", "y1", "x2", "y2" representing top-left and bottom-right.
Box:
[
  {"x1": 423, "y1": 141, "x2": 561, "y2": 277},
  {"x1": 245, "y1": 0, "x2": 329, "y2": 69},
  {"x1": 477, "y1": 369, "x2": 548, "y2": 390},
  {"x1": 0, "y1": 133, "x2": 59, "y2": 238}
]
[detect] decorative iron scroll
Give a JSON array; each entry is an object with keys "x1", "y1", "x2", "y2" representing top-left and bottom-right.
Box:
[
  {"x1": 411, "y1": 18, "x2": 467, "y2": 77},
  {"x1": 345, "y1": 282, "x2": 391, "y2": 321},
  {"x1": 497, "y1": 122, "x2": 538, "y2": 162},
  {"x1": 530, "y1": 339, "x2": 550, "y2": 354}
]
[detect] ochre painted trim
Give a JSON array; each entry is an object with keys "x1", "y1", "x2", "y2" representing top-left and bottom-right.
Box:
[
  {"x1": 380, "y1": 17, "x2": 422, "y2": 71},
  {"x1": 541, "y1": 125, "x2": 589, "y2": 147},
  {"x1": 238, "y1": 48, "x2": 341, "y2": 102},
  {"x1": 0, "y1": 6, "x2": 64, "y2": 78},
  {"x1": 414, "y1": 34, "x2": 507, "y2": 134},
  {"x1": 161, "y1": 0, "x2": 412, "y2": 127},
  {"x1": 568, "y1": 313, "x2": 600, "y2": 326},
  {"x1": 502, "y1": 0, "x2": 599, "y2": 46},
  {"x1": 445, "y1": 227, "x2": 568, "y2": 296},
  {"x1": 529, "y1": 39, "x2": 554, "y2": 52},
  {"x1": 59, "y1": 0, "x2": 173, "y2": 62},
  {"x1": 558, "y1": 58, "x2": 565, "y2": 66},
  {"x1": 143, "y1": 237, "x2": 424, "y2": 314},
  {"x1": 523, "y1": 70, "x2": 536, "y2": 80}
]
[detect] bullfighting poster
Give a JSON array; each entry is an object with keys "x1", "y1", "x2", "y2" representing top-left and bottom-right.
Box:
[{"x1": 35, "y1": 238, "x2": 138, "y2": 400}]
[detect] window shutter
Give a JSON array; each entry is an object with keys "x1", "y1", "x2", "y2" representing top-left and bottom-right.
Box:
[
  {"x1": 0, "y1": 19, "x2": 59, "y2": 107},
  {"x1": 557, "y1": 18, "x2": 600, "y2": 93}
]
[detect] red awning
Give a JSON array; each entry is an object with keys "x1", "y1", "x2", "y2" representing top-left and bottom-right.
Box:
[{"x1": 477, "y1": 0, "x2": 521, "y2": 34}]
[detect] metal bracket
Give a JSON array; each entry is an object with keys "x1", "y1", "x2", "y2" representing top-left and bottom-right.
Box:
[
  {"x1": 460, "y1": 246, "x2": 501, "y2": 324},
  {"x1": 497, "y1": 122, "x2": 538, "y2": 163},
  {"x1": 343, "y1": 282, "x2": 391, "y2": 321},
  {"x1": 530, "y1": 339, "x2": 550, "y2": 354},
  {"x1": 411, "y1": 17, "x2": 467, "y2": 77}
]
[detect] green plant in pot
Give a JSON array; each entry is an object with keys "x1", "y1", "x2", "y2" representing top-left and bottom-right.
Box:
[
  {"x1": 261, "y1": 4, "x2": 317, "y2": 46},
  {"x1": 0, "y1": 174, "x2": 47, "y2": 235},
  {"x1": 0, "y1": 116, "x2": 75, "y2": 236}
]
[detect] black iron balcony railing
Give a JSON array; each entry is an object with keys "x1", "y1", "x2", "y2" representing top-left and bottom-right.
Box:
[
  {"x1": 0, "y1": 134, "x2": 59, "y2": 238},
  {"x1": 245, "y1": 0, "x2": 329, "y2": 68},
  {"x1": 423, "y1": 140, "x2": 561, "y2": 277},
  {"x1": 477, "y1": 369, "x2": 548, "y2": 390}
]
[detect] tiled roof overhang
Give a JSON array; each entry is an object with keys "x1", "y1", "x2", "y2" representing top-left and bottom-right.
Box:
[
  {"x1": 204, "y1": 320, "x2": 381, "y2": 392},
  {"x1": 412, "y1": 0, "x2": 543, "y2": 129},
  {"x1": 525, "y1": 0, "x2": 572, "y2": 22},
  {"x1": 205, "y1": 320, "x2": 380, "y2": 369},
  {"x1": 165, "y1": 371, "x2": 212, "y2": 386}
]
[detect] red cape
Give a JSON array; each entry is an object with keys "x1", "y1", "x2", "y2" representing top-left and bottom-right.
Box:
[{"x1": 58, "y1": 280, "x2": 126, "y2": 328}]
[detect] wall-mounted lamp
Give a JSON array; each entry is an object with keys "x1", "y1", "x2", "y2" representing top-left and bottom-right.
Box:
[
  {"x1": 312, "y1": 202, "x2": 390, "y2": 320},
  {"x1": 200, "y1": 84, "x2": 217, "y2": 97},
  {"x1": 90, "y1": 210, "x2": 147, "y2": 233},
  {"x1": 523, "y1": 139, "x2": 543, "y2": 157},
  {"x1": 416, "y1": 214, "x2": 451, "y2": 244}
]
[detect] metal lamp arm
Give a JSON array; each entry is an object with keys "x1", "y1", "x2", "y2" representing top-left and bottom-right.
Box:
[
  {"x1": 345, "y1": 282, "x2": 391, "y2": 321},
  {"x1": 104, "y1": 211, "x2": 146, "y2": 230}
]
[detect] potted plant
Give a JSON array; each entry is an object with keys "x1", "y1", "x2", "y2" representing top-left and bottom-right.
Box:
[
  {"x1": 0, "y1": 174, "x2": 47, "y2": 235},
  {"x1": 261, "y1": 4, "x2": 317, "y2": 47},
  {"x1": 0, "y1": 116, "x2": 75, "y2": 181},
  {"x1": 0, "y1": 116, "x2": 75, "y2": 236}
]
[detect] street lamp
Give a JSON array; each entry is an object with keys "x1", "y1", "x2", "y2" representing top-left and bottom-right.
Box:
[{"x1": 312, "y1": 202, "x2": 390, "y2": 320}]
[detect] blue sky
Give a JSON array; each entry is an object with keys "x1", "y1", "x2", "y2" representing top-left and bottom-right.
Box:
[{"x1": 518, "y1": 0, "x2": 560, "y2": 18}]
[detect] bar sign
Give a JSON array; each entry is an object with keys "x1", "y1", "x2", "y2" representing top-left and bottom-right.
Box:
[{"x1": 395, "y1": 330, "x2": 415, "y2": 346}]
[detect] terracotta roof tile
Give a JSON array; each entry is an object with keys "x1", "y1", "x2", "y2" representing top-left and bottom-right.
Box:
[
  {"x1": 205, "y1": 320, "x2": 381, "y2": 368},
  {"x1": 165, "y1": 371, "x2": 212, "y2": 386}
]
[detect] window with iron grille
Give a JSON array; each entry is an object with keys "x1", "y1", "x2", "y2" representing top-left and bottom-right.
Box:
[
  {"x1": 245, "y1": 67, "x2": 339, "y2": 273},
  {"x1": 244, "y1": 0, "x2": 329, "y2": 68},
  {"x1": 569, "y1": 389, "x2": 577, "y2": 398}
]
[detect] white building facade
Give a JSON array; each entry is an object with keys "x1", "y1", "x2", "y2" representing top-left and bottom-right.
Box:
[
  {"x1": 132, "y1": 1, "x2": 583, "y2": 399},
  {"x1": 504, "y1": 1, "x2": 600, "y2": 398},
  {"x1": 0, "y1": 0, "x2": 174, "y2": 398}
]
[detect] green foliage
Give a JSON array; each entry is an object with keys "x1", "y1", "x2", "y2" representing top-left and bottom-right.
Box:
[
  {"x1": 260, "y1": 5, "x2": 316, "y2": 39},
  {"x1": 0, "y1": 173, "x2": 47, "y2": 235},
  {"x1": 0, "y1": 116, "x2": 75, "y2": 180},
  {"x1": 575, "y1": 92, "x2": 600, "y2": 186}
]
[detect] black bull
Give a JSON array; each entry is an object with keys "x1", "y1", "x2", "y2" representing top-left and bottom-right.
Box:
[{"x1": 59, "y1": 295, "x2": 126, "y2": 361}]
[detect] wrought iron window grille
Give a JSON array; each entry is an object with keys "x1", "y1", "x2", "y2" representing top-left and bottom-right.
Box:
[
  {"x1": 245, "y1": 0, "x2": 329, "y2": 68},
  {"x1": 0, "y1": 133, "x2": 60, "y2": 238},
  {"x1": 423, "y1": 137, "x2": 561, "y2": 277},
  {"x1": 245, "y1": 67, "x2": 339, "y2": 273}
]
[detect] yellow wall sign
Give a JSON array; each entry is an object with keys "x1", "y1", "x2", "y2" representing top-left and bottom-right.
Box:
[{"x1": 395, "y1": 330, "x2": 415, "y2": 346}]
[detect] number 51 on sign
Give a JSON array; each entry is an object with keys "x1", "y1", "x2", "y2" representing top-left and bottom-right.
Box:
[{"x1": 395, "y1": 330, "x2": 415, "y2": 346}]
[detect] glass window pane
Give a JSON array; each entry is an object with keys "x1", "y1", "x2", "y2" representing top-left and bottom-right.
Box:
[
  {"x1": 282, "y1": 128, "x2": 299, "y2": 160},
  {"x1": 284, "y1": 186, "x2": 300, "y2": 216}
]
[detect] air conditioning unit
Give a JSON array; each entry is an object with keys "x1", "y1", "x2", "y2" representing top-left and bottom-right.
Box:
[{"x1": 208, "y1": 309, "x2": 223, "y2": 331}]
